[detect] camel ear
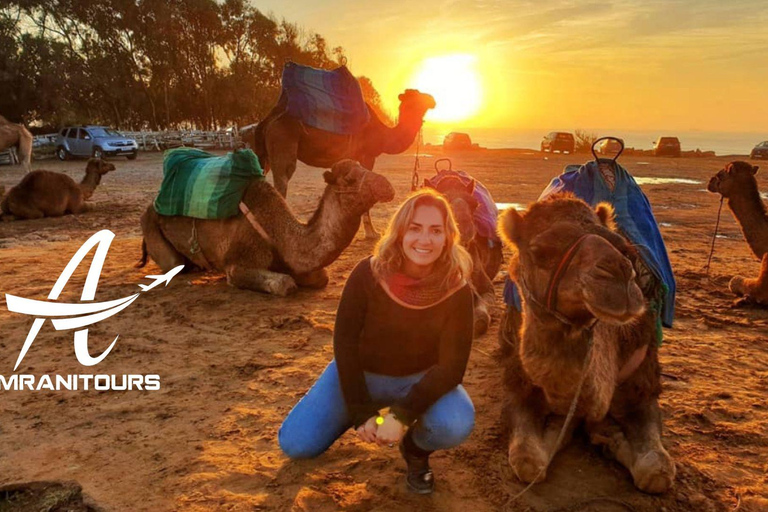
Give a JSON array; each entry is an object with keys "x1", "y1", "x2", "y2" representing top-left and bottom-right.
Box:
[
  {"x1": 323, "y1": 171, "x2": 337, "y2": 184},
  {"x1": 595, "y1": 202, "x2": 617, "y2": 230},
  {"x1": 752, "y1": 165, "x2": 759, "y2": 175},
  {"x1": 498, "y1": 208, "x2": 524, "y2": 248},
  {"x1": 466, "y1": 179, "x2": 476, "y2": 195},
  {"x1": 423, "y1": 179, "x2": 433, "y2": 189}
]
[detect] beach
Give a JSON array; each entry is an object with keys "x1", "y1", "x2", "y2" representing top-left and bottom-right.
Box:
[{"x1": 0, "y1": 150, "x2": 766, "y2": 511}]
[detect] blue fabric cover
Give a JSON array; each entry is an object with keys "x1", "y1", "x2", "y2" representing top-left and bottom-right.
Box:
[
  {"x1": 504, "y1": 160, "x2": 675, "y2": 328},
  {"x1": 282, "y1": 62, "x2": 370, "y2": 135}
]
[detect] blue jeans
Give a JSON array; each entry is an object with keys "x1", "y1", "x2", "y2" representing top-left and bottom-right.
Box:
[{"x1": 279, "y1": 360, "x2": 475, "y2": 459}]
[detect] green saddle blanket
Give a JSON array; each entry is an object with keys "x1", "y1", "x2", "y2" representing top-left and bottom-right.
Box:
[{"x1": 154, "y1": 148, "x2": 264, "y2": 219}]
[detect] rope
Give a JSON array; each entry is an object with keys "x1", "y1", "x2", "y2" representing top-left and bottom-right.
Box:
[
  {"x1": 411, "y1": 127, "x2": 422, "y2": 191},
  {"x1": 503, "y1": 327, "x2": 596, "y2": 510},
  {"x1": 704, "y1": 196, "x2": 724, "y2": 277}
]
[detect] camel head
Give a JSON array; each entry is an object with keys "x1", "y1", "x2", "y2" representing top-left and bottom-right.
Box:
[
  {"x1": 397, "y1": 89, "x2": 436, "y2": 122},
  {"x1": 86, "y1": 158, "x2": 117, "y2": 176},
  {"x1": 707, "y1": 160, "x2": 759, "y2": 198},
  {"x1": 499, "y1": 194, "x2": 645, "y2": 326},
  {"x1": 80, "y1": 158, "x2": 116, "y2": 200},
  {"x1": 425, "y1": 176, "x2": 478, "y2": 245},
  {"x1": 322, "y1": 159, "x2": 395, "y2": 214}
]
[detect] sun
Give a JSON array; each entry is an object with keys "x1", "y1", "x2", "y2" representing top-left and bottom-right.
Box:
[{"x1": 410, "y1": 54, "x2": 483, "y2": 123}]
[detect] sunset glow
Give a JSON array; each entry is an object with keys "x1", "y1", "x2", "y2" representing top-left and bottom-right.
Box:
[{"x1": 410, "y1": 55, "x2": 482, "y2": 123}]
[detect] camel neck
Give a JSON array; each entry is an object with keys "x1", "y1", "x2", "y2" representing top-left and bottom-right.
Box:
[
  {"x1": 241, "y1": 181, "x2": 361, "y2": 275},
  {"x1": 80, "y1": 172, "x2": 101, "y2": 196},
  {"x1": 727, "y1": 191, "x2": 768, "y2": 258},
  {"x1": 382, "y1": 113, "x2": 423, "y2": 154}
]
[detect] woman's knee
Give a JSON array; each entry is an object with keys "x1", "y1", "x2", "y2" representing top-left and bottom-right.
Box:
[
  {"x1": 418, "y1": 392, "x2": 475, "y2": 448},
  {"x1": 278, "y1": 422, "x2": 327, "y2": 459}
]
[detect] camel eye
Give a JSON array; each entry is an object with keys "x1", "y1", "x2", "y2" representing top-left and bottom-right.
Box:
[{"x1": 529, "y1": 245, "x2": 557, "y2": 263}]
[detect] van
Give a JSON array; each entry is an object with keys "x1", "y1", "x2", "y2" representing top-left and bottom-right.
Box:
[
  {"x1": 541, "y1": 132, "x2": 575, "y2": 154},
  {"x1": 653, "y1": 137, "x2": 681, "y2": 157}
]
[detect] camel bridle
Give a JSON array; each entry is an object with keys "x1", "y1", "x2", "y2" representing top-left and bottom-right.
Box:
[{"x1": 520, "y1": 233, "x2": 593, "y2": 327}]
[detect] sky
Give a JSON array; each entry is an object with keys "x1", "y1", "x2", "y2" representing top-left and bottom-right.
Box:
[{"x1": 254, "y1": 0, "x2": 768, "y2": 135}]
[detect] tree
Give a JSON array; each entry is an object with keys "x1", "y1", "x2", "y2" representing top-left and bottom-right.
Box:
[{"x1": 574, "y1": 129, "x2": 597, "y2": 153}]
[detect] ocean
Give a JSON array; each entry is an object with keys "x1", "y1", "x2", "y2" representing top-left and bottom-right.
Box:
[{"x1": 421, "y1": 127, "x2": 767, "y2": 156}]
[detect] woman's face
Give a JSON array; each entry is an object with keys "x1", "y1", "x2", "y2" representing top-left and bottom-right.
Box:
[{"x1": 401, "y1": 204, "x2": 447, "y2": 273}]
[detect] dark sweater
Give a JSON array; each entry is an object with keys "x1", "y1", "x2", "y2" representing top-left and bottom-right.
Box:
[{"x1": 333, "y1": 257, "x2": 474, "y2": 427}]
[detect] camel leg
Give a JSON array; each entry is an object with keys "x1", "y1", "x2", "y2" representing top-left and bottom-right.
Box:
[
  {"x1": 507, "y1": 407, "x2": 575, "y2": 484},
  {"x1": 729, "y1": 254, "x2": 768, "y2": 304},
  {"x1": 502, "y1": 363, "x2": 552, "y2": 483},
  {"x1": 292, "y1": 268, "x2": 329, "y2": 289},
  {"x1": 4, "y1": 196, "x2": 44, "y2": 219},
  {"x1": 361, "y1": 210, "x2": 379, "y2": 240},
  {"x1": 265, "y1": 122, "x2": 299, "y2": 198},
  {"x1": 588, "y1": 400, "x2": 675, "y2": 494},
  {"x1": 140, "y1": 208, "x2": 187, "y2": 271},
  {"x1": 18, "y1": 129, "x2": 33, "y2": 173},
  {"x1": 226, "y1": 266, "x2": 298, "y2": 296}
]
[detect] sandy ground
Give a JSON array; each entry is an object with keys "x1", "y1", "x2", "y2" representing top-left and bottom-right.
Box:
[{"x1": 0, "y1": 150, "x2": 766, "y2": 512}]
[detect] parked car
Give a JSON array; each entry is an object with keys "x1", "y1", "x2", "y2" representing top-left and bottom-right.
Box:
[
  {"x1": 653, "y1": 136, "x2": 681, "y2": 157},
  {"x1": 443, "y1": 132, "x2": 474, "y2": 151},
  {"x1": 541, "y1": 132, "x2": 575, "y2": 154},
  {"x1": 56, "y1": 126, "x2": 138, "y2": 160},
  {"x1": 750, "y1": 141, "x2": 768, "y2": 160},
  {"x1": 597, "y1": 138, "x2": 624, "y2": 155}
]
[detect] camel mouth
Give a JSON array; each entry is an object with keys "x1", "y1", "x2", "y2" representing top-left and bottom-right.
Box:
[
  {"x1": 583, "y1": 281, "x2": 645, "y2": 325},
  {"x1": 582, "y1": 273, "x2": 645, "y2": 324},
  {"x1": 706, "y1": 176, "x2": 721, "y2": 193},
  {"x1": 373, "y1": 178, "x2": 396, "y2": 203}
]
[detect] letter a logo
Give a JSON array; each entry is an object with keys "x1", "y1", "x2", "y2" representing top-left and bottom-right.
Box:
[{"x1": 7, "y1": 230, "x2": 134, "y2": 370}]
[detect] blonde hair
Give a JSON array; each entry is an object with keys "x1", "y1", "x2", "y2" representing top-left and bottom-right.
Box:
[{"x1": 372, "y1": 188, "x2": 473, "y2": 285}]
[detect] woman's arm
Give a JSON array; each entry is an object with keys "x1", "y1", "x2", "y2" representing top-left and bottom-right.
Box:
[
  {"x1": 390, "y1": 285, "x2": 474, "y2": 424},
  {"x1": 334, "y1": 259, "x2": 379, "y2": 428}
]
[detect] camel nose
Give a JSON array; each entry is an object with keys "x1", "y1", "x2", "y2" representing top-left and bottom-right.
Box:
[{"x1": 371, "y1": 173, "x2": 395, "y2": 202}]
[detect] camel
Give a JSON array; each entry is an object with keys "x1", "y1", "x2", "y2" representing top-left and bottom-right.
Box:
[
  {"x1": 729, "y1": 254, "x2": 768, "y2": 305},
  {"x1": 137, "y1": 160, "x2": 395, "y2": 296},
  {"x1": 707, "y1": 161, "x2": 768, "y2": 259},
  {"x1": 249, "y1": 89, "x2": 435, "y2": 239},
  {"x1": 1, "y1": 158, "x2": 116, "y2": 220},
  {"x1": 707, "y1": 161, "x2": 768, "y2": 303},
  {"x1": 0, "y1": 115, "x2": 32, "y2": 173},
  {"x1": 425, "y1": 175, "x2": 502, "y2": 336},
  {"x1": 497, "y1": 194, "x2": 675, "y2": 494}
]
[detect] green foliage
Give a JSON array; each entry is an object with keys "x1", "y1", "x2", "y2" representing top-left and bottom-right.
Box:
[{"x1": 0, "y1": 0, "x2": 375, "y2": 130}]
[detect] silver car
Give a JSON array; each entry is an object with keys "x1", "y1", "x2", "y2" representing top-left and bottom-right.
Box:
[{"x1": 56, "y1": 126, "x2": 138, "y2": 160}]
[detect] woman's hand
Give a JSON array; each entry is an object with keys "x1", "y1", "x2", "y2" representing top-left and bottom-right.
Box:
[
  {"x1": 375, "y1": 414, "x2": 405, "y2": 446},
  {"x1": 356, "y1": 415, "x2": 379, "y2": 443}
]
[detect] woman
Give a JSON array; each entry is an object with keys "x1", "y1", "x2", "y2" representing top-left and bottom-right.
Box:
[{"x1": 278, "y1": 189, "x2": 476, "y2": 494}]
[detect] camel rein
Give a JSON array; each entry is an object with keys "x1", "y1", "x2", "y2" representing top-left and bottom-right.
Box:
[
  {"x1": 505, "y1": 326, "x2": 596, "y2": 507},
  {"x1": 505, "y1": 234, "x2": 598, "y2": 506},
  {"x1": 704, "y1": 196, "x2": 724, "y2": 277}
]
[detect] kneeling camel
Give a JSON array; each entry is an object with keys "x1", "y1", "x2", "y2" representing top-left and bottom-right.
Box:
[
  {"x1": 498, "y1": 194, "x2": 675, "y2": 494},
  {"x1": 138, "y1": 160, "x2": 395, "y2": 296}
]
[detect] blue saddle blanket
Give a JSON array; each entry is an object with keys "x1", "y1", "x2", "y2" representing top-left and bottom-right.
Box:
[
  {"x1": 282, "y1": 62, "x2": 370, "y2": 135},
  {"x1": 425, "y1": 169, "x2": 500, "y2": 243},
  {"x1": 504, "y1": 160, "x2": 676, "y2": 328}
]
